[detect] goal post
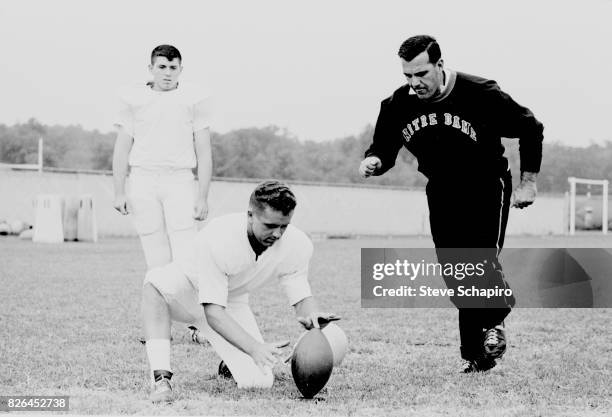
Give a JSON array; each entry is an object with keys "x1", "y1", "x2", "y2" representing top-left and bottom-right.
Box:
[{"x1": 568, "y1": 177, "x2": 609, "y2": 235}]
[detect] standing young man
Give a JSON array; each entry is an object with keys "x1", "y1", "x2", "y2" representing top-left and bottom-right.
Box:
[
  {"x1": 113, "y1": 44, "x2": 212, "y2": 270},
  {"x1": 359, "y1": 35, "x2": 544, "y2": 372},
  {"x1": 142, "y1": 181, "x2": 337, "y2": 402}
]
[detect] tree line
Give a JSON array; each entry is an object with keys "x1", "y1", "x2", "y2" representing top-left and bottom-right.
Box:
[{"x1": 1, "y1": 118, "x2": 610, "y2": 193}]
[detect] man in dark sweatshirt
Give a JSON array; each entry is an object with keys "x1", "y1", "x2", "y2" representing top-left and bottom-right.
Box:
[{"x1": 359, "y1": 35, "x2": 544, "y2": 373}]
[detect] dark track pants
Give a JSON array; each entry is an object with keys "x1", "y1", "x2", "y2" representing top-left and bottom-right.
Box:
[{"x1": 426, "y1": 170, "x2": 515, "y2": 360}]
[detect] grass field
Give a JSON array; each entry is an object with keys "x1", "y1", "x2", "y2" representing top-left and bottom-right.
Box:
[{"x1": 1, "y1": 235, "x2": 611, "y2": 416}]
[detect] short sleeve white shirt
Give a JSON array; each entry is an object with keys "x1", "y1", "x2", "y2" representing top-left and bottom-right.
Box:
[
  {"x1": 187, "y1": 213, "x2": 313, "y2": 307},
  {"x1": 114, "y1": 82, "x2": 212, "y2": 169}
]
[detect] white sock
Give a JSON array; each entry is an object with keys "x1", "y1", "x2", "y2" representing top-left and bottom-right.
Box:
[{"x1": 146, "y1": 338, "x2": 172, "y2": 376}]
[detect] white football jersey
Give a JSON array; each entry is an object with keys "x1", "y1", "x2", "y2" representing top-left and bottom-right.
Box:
[
  {"x1": 183, "y1": 213, "x2": 313, "y2": 307},
  {"x1": 114, "y1": 82, "x2": 212, "y2": 169}
]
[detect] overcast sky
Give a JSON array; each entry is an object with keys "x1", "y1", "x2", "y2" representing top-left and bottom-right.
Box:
[{"x1": 1, "y1": 0, "x2": 611, "y2": 146}]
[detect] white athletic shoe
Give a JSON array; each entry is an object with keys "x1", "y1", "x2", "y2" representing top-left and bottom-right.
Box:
[{"x1": 150, "y1": 377, "x2": 173, "y2": 403}]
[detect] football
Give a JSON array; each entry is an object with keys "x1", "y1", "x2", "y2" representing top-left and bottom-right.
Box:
[{"x1": 290, "y1": 328, "x2": 334, "y2": 399}]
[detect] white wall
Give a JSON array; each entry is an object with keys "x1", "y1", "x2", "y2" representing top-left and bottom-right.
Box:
[{"x1": 0, "y1": 169, "x2": 567, "y2": 237}]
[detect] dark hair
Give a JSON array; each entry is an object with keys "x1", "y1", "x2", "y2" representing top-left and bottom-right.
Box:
[
  {"x1": 249, "y1": 180, "x2": 297, "y2": 216},
  {"x1": 398, "y1": 35, "x2": 441, "y2": 63},
  {"x1": 151, "y1": 44, "x2": 182, "y2": 65}
]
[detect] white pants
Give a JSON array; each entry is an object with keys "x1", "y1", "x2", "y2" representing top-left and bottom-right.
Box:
[
  {"x1": 128, "y1": 167, "x2": 197, "y2": 269},
  {"x1": 145, "y1": 263, "x2": 274, "y2": 389}
]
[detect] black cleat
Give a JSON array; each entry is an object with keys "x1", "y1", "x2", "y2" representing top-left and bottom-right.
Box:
[
  {"x1": 484, "y1": 325, "x2": 507, "y2": 360},
  {"x1": 461, "y1": 357, "x2": 497, "y2": 373}
]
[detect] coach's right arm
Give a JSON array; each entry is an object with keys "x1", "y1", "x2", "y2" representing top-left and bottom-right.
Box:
[{"x1": 360, "y1": 97, "x2": 404, "y2": 178}]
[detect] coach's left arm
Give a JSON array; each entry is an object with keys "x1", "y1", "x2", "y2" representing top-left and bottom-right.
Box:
[{"x1": 485, "y1": 80, "x2": 544, "y2": 209}]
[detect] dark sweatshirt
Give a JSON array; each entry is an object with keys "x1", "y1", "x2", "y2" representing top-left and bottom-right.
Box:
[{"x1": 365, "y1": 71, "x2": 544, "y2": 183}]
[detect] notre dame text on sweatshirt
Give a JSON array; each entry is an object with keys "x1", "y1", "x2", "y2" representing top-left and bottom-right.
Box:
[{"x1": 365, "y1": 71, "x2": 544, "y2": 183}]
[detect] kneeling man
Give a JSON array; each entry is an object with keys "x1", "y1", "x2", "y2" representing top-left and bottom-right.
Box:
[{"x1": 142, "y1": 180, "x2": 335, "y2": 402}]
